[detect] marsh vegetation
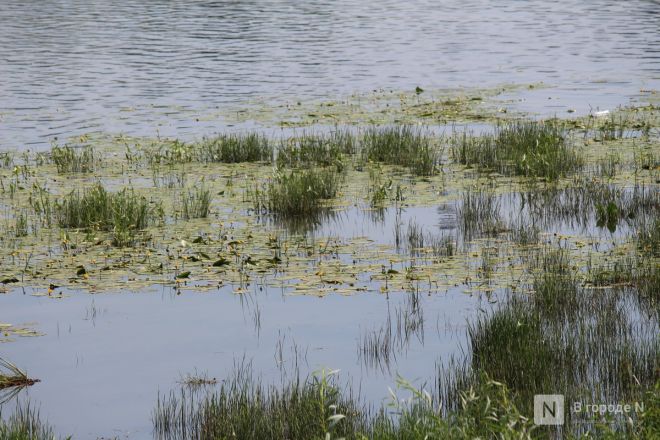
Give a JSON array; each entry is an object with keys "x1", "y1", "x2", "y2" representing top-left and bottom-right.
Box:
[{"x1": 0, "y1": 99, "x2": 658, "y2": 438}]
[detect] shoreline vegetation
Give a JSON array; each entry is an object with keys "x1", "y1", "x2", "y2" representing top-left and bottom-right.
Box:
[{"x1": 0, "y1": 93, "x2": 658, "y2": 438}]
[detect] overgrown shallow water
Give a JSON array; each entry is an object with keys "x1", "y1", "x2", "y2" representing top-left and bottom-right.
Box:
[{"x1": 0, "y1": 1, "x2": 659, "y2": 439}]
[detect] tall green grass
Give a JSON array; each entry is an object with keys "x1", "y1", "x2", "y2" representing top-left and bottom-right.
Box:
[
  {"x1": 463, "y1": 247, "x2": 659, "y2": 432},
  {"x1": 50, "y1": 145, "x2": 96, "y2": 173},
  {"x1": 277, "y1": 131, "x2": 355, "y2": 170},
  {"x1": 181, "y1": 185, "x2": 211, "y2": 220},
  {"x1": 453, "y1": 121, "x2": 582, "y2": 180},
  {"x1": 197, "y1": 133, "x2": 272, "y2": 163},
  {"x1": 0, "y1": 404, "x2": 65, "y2": 440},
  {"x1": 253, "y1": 168, "x2": 341, "y2": 218},
  {"x1": 362, "y1": 126, "x2": 439, "y2": 176},
  {"x1": 54, "y1": 183, "x2": 162, "y2": 246},
  {"x1": 153, "y1": 368, "x2": 536, "y2": 440}
]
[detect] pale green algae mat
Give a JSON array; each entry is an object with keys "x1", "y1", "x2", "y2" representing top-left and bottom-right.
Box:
[{"x1": 0, "y1": 88, "x2": 656, "y2": 299}]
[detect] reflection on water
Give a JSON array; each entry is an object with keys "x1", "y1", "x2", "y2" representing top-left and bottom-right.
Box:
[
  {"x1": 0, "y1": 0, "x2": 658, "y2": 149},
  {"x1": 0, "y1": 283, "x2": 481, "y2": 438}
]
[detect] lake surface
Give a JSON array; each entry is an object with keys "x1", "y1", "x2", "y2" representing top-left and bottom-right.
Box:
[
  {"x1": 0, "y1": 1, "x2": 658, "y2": 438},
  {"x1": 1, "y1": 0, "x2": 658, "y2": 150}
]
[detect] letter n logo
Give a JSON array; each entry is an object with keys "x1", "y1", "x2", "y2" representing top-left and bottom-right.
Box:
[{"x1": 534, "y1": 394, "x2": 565, "y2": 425}]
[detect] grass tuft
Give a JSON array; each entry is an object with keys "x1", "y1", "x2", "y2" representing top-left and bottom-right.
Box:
[
  {"x1": 363, "y1": 126, "x2": 439, "y2": 176},
  {"x1": 197, "y1": 133, "x2": 272, "y2": 163},
  {"x1": 51, "y1": 145, "x2": 96, "y2": 173},
  {"x1": 54, "y1": 183, "x2": 162, "y2": 247},
  {"x1": 253, "y1": 168, "x2": 341, "y2": 219},
  {"x1": 453, "y1": 121, "x2": 582, "y2": 180}
]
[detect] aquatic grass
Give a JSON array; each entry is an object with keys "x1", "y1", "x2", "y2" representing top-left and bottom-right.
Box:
[
  {"x1": 54, "y1": 183, "x2": 163, "y2": 247},
  {"x1": 181, "y1": 185, "x2": 211, "y2": 220},
  {"x1": 154, "y1": 368, "x2": 366, "y2": 440},
  {"x1": 13, "y1": 210, "x2": 28, "y2": 238},
  {"x1": 453, "y1": 121, "x2": 582, "y2": 180},
  {"x1": 50, "y1": 145, "x2": 96, "y2": 173},
  {"x1": 154, "y1": 367, "x2": 537, "y2": 440},
  {"x1": 145, "y1": 140, "x2": 195, "y2": 166},
  {"x1": 462, "y1": 244, "x2": 659, "y2": 429},
  {"x1": 276, "y1": 130, "x2": 355, "y2": 170},
  {"x1": 252, "y1": 168, "x2": 341, "y2": 219},
  {"x1": 362, "y1": 126, "x2": 439, "y2": 176},
  {"x1": 0, "y1": 403, "x2": 64, "y2": 440},
  {"x1": 0, "y1": 358, "x2": 39, "y2": 391},
  {"x1": 197, "y1": 133, "x2": 272, "y2": 163},
  {"x1": 637, "y1": 218, "x2": 660, "y2": 257},
  {"x1": 0, "y1": 358, "x2": 40, "y2": 405}
]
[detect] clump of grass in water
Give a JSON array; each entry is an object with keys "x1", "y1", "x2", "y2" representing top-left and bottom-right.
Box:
[
  {"x1": 0, "y1": 403, "x2": 65, "y2": 440},
  {"x1": 0, "y1": 358, "x2": 40, "y2": 405},
  {"x1": 54, "y1": 183, "x2": 162, "y2": 247},
  {"x1": 181, "y1": 185, "x2": 211, "y2": 220},
  {"x1": 452, "y1": 121, "x2": 582, "y2": 180},
  {"x1": 277, "y1": 130, "x2": 355, "y2": 170},
  {"x1": 362, "y1": 126, "x2": 439, "y2": 176},
  {"x1": 197, "y1": 133, "x2": 272, "y2": 163},
  {"x1": 253, "y1": 168, "x2": 341, "y2": 218},
  {"x1": 461, "y1": 246, "x2": 659, "y2": 433},
  {"x1": 50, "y1": 145, "x2": 96, "y2": 173}
]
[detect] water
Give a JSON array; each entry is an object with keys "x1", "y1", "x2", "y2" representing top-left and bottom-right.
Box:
[
  {"x1": 0, "y1": 0, "x2": 658, "y2": 437},
  {"x1": 1, "y1": 0, "x2": 658, "y2": 149}
]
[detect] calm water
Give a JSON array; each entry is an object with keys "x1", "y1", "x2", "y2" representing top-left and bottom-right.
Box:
[
  {"x1": 0, "y1": 0, "x2": 658, "y2": 149},
  {"x1": 0, "y1": 1, "x2": 658, "y2": 438}
]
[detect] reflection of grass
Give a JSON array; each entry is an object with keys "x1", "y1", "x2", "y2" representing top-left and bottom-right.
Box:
[
  {"x1": 54, "y1": 183, "x2": 163, "y2": 247},
  {"x1": 51, "y1": 145, "x2": 96, "y2": 173},
  {"x1": 253, "y1": 168, "x2": 341, "y2": 218},
  {"x1": 363, "y1": 126, "x2": 439, "y2": 176},
  {"x1": 457, "y1": 190, "x2": 503, "y2": 240},
  {"x1": 453, "y1": 121, "x2": 582, "y2": 180}
]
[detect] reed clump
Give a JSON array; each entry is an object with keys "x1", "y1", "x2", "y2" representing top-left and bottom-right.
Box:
[
  {"x1": 54, "y1": 183, "x2": 162, "y2": 246},
  {"x1": 277, "y1": 131, "x2": 355, "y2": 170},
  {"x1": 362, "y1": 126, "x2": 439, "y2": 176},
  {"x1": 50, "y1": 145, "x2": 96, "y2": 173},
  {"x1": 253, "y1": 168, "x2": 341, "y2": 218},
  {"x1": 197, "y1": 133, "x2": 272, "y2": 163},
  {"x1": 0, "y1": 403, "x2": 63, "y2": 440},
  {"x1": 453, "y1": 121, "x2": 582, "y2": 180},
  {"x1": 181, "y1": 185, "x2": 211, "y2": 220}
]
